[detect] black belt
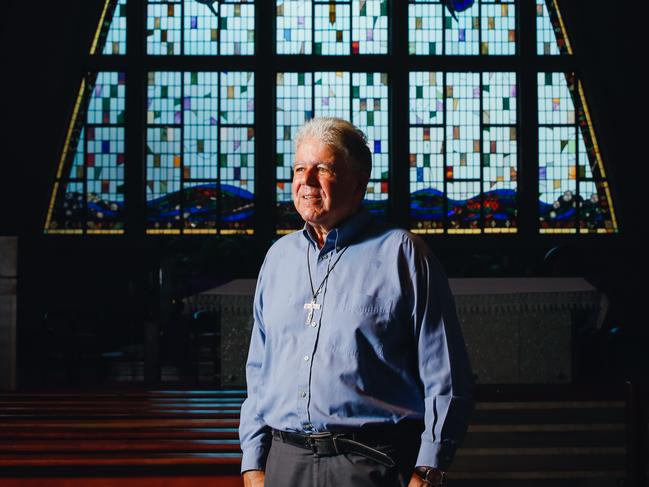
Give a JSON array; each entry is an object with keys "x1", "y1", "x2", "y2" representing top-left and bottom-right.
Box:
[{"x1": 272, "y1": 429, "x2": 398, "y2": 467}]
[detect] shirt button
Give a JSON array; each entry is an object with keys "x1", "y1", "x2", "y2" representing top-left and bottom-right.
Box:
[
  {"x1": 300, "y1": 391, "x2": 307, "y2": 398},
  {"x1": 310, "y1": 321, "x2": 317, "y2": 328},
  {"x1": 303, "y1": 355, "x2": 310, "y2": 362}
]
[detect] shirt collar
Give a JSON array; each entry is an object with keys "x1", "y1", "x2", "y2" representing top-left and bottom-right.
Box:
[{"x1": 302, "y1": 207, "x2": 372, "y2": 253}]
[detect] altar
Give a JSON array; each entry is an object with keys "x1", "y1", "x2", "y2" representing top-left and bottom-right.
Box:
[{"x1": 186, "y1": 277, "x2": 606, "y2": 386}]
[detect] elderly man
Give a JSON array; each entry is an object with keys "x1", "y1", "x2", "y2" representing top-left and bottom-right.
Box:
[{"x1": 240, "y1": 118, "x2": 473, "y2": 487}]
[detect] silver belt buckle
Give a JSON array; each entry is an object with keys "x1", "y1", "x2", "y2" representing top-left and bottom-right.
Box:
[{"x1": 307, "y1": 431, "x2": 336, "y2": 455}]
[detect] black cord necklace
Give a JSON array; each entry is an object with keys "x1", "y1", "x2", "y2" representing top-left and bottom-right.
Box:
[{"x1": 304, "y1": 242, "x2": 348, "y2": 325}]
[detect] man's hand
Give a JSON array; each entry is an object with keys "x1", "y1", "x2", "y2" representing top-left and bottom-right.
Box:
[
  {"x1": 407, "y1": 472, "x2": 429, "y2": 486},
  {"x1": 243, "y1": 469, "x2": 265, "y2": 487}
]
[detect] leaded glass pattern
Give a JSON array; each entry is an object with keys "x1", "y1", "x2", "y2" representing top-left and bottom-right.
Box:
[
  {"x1": 314, "y1": 3, "x2": 351, "y2": 55},
  {"x1": 277, "y1": 1, "x2": 313, "y2": 54},
  {"x1": 408, "y1": 3, "x2": 443, "y2": 55},
  {"x1": 46, "y1": 0, "x2": 622, "y2": 239},
  {"x1": 410, "y1": 71, "x2": 517, "y2": 234},
  {"x1": 480, "y1": 1, "x2": 515, "y2": 55},
  {"x1": 536, "y1": 0, "x2": 571, "y2": 55},
  {"x1": 147, "y1": 1, "x2": 182, "y2": 55},
  {"x1": 537, "y1": 73, "x2": 617, "y2": 233},
  {"x1": 219, "y1": 2, "x2": 255, "y2": 55},
  {"x1": 184, "y1": 0, "x2": 220, "y2": 55},
  {"x1": 147, "y1": 0, "x2": 255, "y2": 56},
  {"x1": 352, "y1": 0, "x2": 389, "y2": 54},
  {"x1": 408, "y1": 0, "x2": 515, "y2": 56},
  {"x1": 99, "y1": 0, "x2": 127, "y2": 55},
  {"x1": 276, "y1": 0, "x2": 388, "y2": 55},
  {"x1": 45, "y1": 72, "x2": 126, "y2": 234},
  {"x1": 146, "y1": 71, "x2": 255, "y2": 234},
  {"x1": 276, "y1": 71, "x2": 389, "y2": 232}
]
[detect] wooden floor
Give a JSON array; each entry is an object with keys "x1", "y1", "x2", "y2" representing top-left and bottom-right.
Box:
[{"x1": 0, "y1": 386, "x2": 636, "y2": 486}]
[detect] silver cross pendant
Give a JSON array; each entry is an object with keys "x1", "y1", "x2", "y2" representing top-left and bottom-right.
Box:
[{"x1": 304, "y1": 298, "x2": 321, "y2": 325}]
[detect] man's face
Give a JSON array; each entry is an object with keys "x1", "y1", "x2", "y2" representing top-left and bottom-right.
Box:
[{"x1": 292, "y1": 137, "x2": 366, "y2": 232}]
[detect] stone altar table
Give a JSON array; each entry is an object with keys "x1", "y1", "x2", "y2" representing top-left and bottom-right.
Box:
[{"x1": 186, "y1": 277, "x2": 606, "y2": 386}]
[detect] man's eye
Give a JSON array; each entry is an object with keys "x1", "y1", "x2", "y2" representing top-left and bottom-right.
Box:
[
  {"x1": 317, "y1": 166, "x2": 333, "y2": 174},
  {"x1": 294, "y1": 167, "x2": 304, "y2": 173}
]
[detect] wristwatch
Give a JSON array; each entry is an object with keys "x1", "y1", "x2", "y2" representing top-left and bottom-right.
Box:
[{"x1": 414, "y1": 466, "x2": 446, "y2": 486}]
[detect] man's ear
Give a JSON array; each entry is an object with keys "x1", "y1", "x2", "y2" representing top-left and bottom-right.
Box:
[{"x1": 355, "y1": 172, "x2": 370, "y2": 200}]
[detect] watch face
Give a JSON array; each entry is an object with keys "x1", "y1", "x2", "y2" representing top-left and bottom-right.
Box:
[
  {"x1": 416, "y1": 467, "x2": 445, "y2": 485},
  {"x1": 427, "y1": 469, "x2": 443, "y2": 483}
]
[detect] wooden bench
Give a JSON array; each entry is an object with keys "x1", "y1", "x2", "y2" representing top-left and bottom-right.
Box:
[
  {"x1": 0, "y1": 385, "x2": 641, "y2": 486},
  {"x1": 0, "y1": 390, "x2": 246, "y2": 487}
]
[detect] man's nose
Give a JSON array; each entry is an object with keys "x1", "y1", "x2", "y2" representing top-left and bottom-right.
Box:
[{"x1": 302, "y1": 166, "x2": 319, "y2": 185}]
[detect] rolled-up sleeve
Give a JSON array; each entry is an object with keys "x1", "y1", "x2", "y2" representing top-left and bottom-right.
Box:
[
  {"x1": 407, "y1": 239, "x2": 474, "y2": 470},
  {"x1": 239, "y1": 259, "x2": 272, "y2": 473}
]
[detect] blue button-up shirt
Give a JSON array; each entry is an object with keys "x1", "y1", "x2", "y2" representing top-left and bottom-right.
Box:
[{"x1": 239, "y1": 209, "x2": 474, "y2": 472}]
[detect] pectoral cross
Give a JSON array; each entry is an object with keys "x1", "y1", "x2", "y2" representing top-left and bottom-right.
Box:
[{"x1": 304, "y1": 299, "x2": 321, "y2": 325}]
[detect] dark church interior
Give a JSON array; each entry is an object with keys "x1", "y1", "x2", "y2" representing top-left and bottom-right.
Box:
[{"x1": 1, "y1": 0, "x2": 647, "y2": 485}]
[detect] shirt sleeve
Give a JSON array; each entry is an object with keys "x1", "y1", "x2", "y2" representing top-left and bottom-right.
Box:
[
  {"x1": 239, "y1": 257, "x2": 272, "y2": 473},
  {"x1": 407, "y1": 238, "x2": 475, "y2": 471}
]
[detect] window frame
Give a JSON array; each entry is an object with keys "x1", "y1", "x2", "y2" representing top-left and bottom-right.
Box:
[{"x1": 61, "y1": 0, "x2": 618, "y2": 247}]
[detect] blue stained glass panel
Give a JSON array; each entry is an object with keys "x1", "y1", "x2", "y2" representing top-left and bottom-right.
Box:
[
  {"x1": 219, "y1": 2, "x2": 255, "y2": 55},
  {"x1": 352, "y1": 0, "x2": 389, "y2": 54},
  {"x1": 536, "y1": 0, "x2": 570, "y2": 55},
  {"x1": 314, "y1": 3, "x2": 351, "y2": 55},
  {"x1": 183, "y1": 72, "x2": 219, "y2": 180},
  {"x1": 408, "y1": 0, "x2": 516, "y2": 56},
  {"x1": 146, "y1": 71, "x2": 255, "y2": 234},
  {"x1": 480, "y1": 2, "x2": 515, "y2": 55},
  {"x1": 277, "y1": 0, "x2": 388, "y2": 55},
  {"x1": 101, "y1": 0, "x2": 127, "y2": 55},
  {"x1": 147, "y1": 0, "x2": 255, "y2": 55},
  {"x1": 277, "y1": 0, "x2": 313, "y2": 54},
  {"x1": 409, "y1": 71, "x2": 518, "y2": 233},
  {"x1": 408, "y1": 3, "x2": 443, "y2": 55},
  {"x1": 537, "y1": 72, "x2": 617, "y2": 233},
  {"x1": 184, "y1": 0, "x2": 220, "y2": 55},
  {"x1": 46, "y1": 72, "x2": 126, "y2": 233}
]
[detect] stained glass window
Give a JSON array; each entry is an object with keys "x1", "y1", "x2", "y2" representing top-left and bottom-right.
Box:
[
  {"x1": 277, "y1": 0, "x2": 389, "y2": 55},
  {"x1": 146, "y1": 71, "x2": 255, "y2": 234},
  {"x1": 45, "y1": 72, "x2": 126, "y2": 234},
  {"x1": 92, "y1": 0, "x2": 127, "y2": 55},
  {"x1": 536, "y1": 0, "x2": 571, "y2": 55},
  {"x1": 410, "y1": 72, "x2": 517, "y2": 234},
  {"x1": 147, "y1": 0, "x2": 255, "y2": 55},
  {"x1": 276, "y1": 71, "x2": 389, "y2": 232},
  {"x1": 408, "y1": 0, "x2": 516, "y2": 55},
  {"x1": 538, "y1": 73, "x2": 617, "y2": 233},
  {"x1": 45, "y1": 1, "x2": 620, "y2": 239}
]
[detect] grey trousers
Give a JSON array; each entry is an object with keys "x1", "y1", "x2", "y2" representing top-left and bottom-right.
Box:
[{"x1": 264, "y1": 433, "x2": 420, "y2": 487}]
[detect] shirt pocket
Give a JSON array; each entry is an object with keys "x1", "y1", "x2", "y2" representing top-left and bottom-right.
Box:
[
  {"x1": 343, "y1": 294, "x2": 393, "y2": 316},
  {"x1": 341, "y1": 294, "x2": 394, "y2": 337}
]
